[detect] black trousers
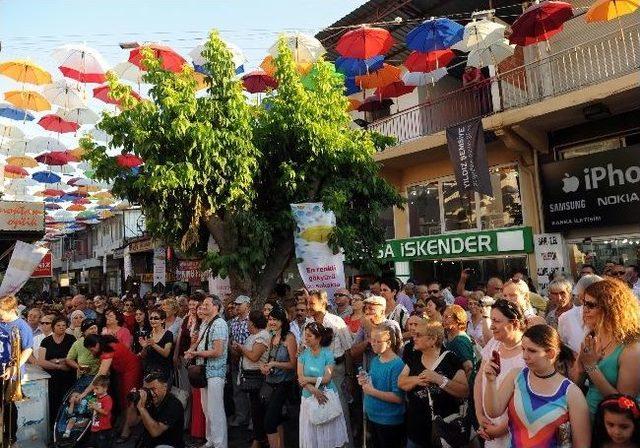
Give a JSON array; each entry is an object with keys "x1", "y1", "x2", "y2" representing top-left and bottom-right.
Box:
[
  {"x1": 0, "y1": 385, "x2": 18, "y2": 446},
  {"x1": 369, "y1": 421, "x2": 404, "y2": 448}
]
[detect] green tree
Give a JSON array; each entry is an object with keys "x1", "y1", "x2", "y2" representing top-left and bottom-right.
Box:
[{"x1": 84, "y1": 31, "x2": 403, "y2": 298}]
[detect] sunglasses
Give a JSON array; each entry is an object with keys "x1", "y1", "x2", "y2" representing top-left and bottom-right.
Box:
[
  {"x1": 40, "y1": 321, "x2": 52, "y2": 325},
  {"x1": 583, "y1": 300, "x2": 599, "y2": 310},
  {"x1": 124, "y1": 303, "x2": 134, "y2": 307},
  {"x1": 428, "y1": 290, "x2": 440, "y2": 294},
  {"x1": 149, "y1": 316, "x2": 162, "y2": 321}
]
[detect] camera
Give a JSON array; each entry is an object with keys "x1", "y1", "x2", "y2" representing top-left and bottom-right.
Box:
[{"x1": 126, "y1": 387, "x2": 153, "y2": 405}]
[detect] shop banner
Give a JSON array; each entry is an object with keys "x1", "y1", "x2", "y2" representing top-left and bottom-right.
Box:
[
  {"x1": 176, "y1": 260, "x2": 204, "y2": 285},
  {"x1": 291, "y1": 203, "x2": 345, "y2": 291},
  {"x1": 153, "y1": 247, "x2": 166, "y2": 286},
  {"x1": 533, "y1": 233, "x2": 566, "y2": 295},
  {"x1": 0, "y1": 201, "x2": 45, "y2": 232},
  {"x1": 541, "y1": 145, "x2": 640, "y2": 231},
  {"x1": 123, "y1": 246, "x2": 132, "y2": 280},
  {"x1": 31, "y1": 253, "x2": 52, "y2": 278},
  {"x1": 378, "y1": 227, "x2": 534, "y2": 262},
  {"x1": 446, "y1": 118, "x2": 493, "y2": 197},
  {"x1": 0, "y1": 241, "x2": 48, "y2": 295}
]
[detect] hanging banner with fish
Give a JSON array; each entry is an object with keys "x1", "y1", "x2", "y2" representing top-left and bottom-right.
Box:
[{"x1": 291, "y1": 202, "x2": 345, "y2": 293}]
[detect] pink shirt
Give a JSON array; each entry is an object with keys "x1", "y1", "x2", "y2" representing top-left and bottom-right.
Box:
[{"x1": 102, "y1": 326, "x2": 132, "y2": 348}]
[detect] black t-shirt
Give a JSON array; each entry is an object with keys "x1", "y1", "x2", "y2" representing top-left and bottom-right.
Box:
[
  {"x1": 402, "y1": 339, "x2": 418, "y2": 365},
  {"x1": 144, "y1": 393, "x2": 184, "y2": 448},
  {"x1": 142, "y1": 330, "x2": 174, "y2": 377},
  {"x1": 132, "y1": 324, "x2": 151, "y2": 354},
  {"x1": 40, "y1": 333, "x2": 76, "y2": 381},
  {"x1": 405, "y1": 349, "x2": 463, "y2": 446}
]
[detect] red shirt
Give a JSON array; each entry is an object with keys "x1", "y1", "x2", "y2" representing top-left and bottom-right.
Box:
[
  {"x1": 123, "y1": 313, "x2": 136, "y2": 333},
  {"x1": 91, "y1": 394, "x2": 113, "y2": 432},
  {"x1": 344, "y1": 315, "x2": 362, "y2": 334},
  {"x1": 100, "y1": 342, "x2": 140, "y2": 375}
]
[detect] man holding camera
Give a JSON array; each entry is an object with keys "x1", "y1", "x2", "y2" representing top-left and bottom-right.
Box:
[{"x1": 125, "y1": 372, "x2": 184, "y2": 448}]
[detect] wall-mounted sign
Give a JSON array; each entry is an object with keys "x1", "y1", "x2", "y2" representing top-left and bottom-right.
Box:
[
  {"x1": 541, "y1": 145, "x2": 640, "y2": 231},
  {"x1": 129, "y1": 238, "x2": 155, "y2": 253},
  {"x1": 176, "y1": 260, "x2": 205, "y2": 285},
  {"x1": 378, "y1": 227, "x2": 534, "y2": 262},
  {"x1": 153, "y1": 247, "x2": 166, "y2": 285},
  {"x1": 0, "y1": 201, "x2": 44, "y2": 232},
  {"x1": 31, "y1": 253, "x2": 52, "y2": 278}
]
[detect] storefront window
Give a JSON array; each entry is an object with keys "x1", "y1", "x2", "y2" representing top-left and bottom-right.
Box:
[
  {"x1": 408, "y1": 182, "x2": 441, "y2": 236},
  {"x1": 443, "y1": 180, "x2": 477, "y2": 232},
  {"x1": 570, "y1": 238, "x2": 640, "y2": 275},
  {"x1": 480, "y1": 167, "x2": 523, "y2": 229},
  {"x1": 411, "y1": 256, "x2": 528, "y2": 286}
]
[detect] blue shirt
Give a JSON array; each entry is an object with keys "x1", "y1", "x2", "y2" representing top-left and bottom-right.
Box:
[
  {"x1": 364, "y1": 355, "x2": 405, "y2": 425},
  {"x1": 0, "y1": 317, "x2": 34, "y2": 375},
  {"x1": 197, "y1": 317, "x2": 228, "y2": 379},
  {"x1": 298, "y1": 347, "x2": 337, "y2": 398}
]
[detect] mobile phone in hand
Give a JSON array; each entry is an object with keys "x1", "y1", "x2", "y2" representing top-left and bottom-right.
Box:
[{"x1": 491, "y1": 350, "x2": 501, "y2": 375}]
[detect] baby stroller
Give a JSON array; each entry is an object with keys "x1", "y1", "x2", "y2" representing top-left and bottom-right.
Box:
[{"x1": 53, "y1": 375, "x2": 95, "y2": 448}]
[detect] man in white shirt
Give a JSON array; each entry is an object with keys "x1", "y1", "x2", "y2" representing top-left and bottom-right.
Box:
[
  {"x1": 290, "y1": 301, "x2": 312, "y2": 345},
  {"x1": 559, "y1": 274, "x2": 603, "y2": 353}
]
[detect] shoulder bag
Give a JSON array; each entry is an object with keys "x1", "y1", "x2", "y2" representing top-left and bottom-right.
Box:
[{"x1": 186, "y1": 317, "x2": 217, "y2": 389}]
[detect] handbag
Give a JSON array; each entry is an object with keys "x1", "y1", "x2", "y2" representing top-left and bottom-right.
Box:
[
  {"x1": 239, "y1": 364, "x2": 264, "y2": 392},
  {"x1": 259, "y1": 339, "x2": 285, "y2": 402},
  {"x1": 427, "y1": 351, "x2": 471, "y2": 448},
  {"x1": 308, "y1": 386, "x2": 342, "y2": 426},
  {"x1": 186, "y1": 318, "x2": 216, "y2": 389}
]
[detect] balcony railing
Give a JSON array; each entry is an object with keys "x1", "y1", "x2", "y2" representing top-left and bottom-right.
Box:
[{"x1": 369, "y1": 22, "x2": 640, "y2": 145}]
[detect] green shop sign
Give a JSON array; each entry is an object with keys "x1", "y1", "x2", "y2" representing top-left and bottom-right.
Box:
[{"x1": 378, "y1": 227, "x2": 534, "y2": 261}]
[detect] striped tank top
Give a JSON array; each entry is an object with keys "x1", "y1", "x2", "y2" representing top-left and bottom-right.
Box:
[{"x1": 508, "y1": 368, "x2": 571, "y2": 448}]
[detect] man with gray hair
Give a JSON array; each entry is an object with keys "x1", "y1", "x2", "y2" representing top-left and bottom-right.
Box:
[
  {"x1": 545, "y1": 278, "x2": 574, "y2": 329},
  {"x1": 559, "y1": 274, "x2": 603, "y2": 353}
]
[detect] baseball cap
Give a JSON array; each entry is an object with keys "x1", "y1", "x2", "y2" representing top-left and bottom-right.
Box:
[
  {"x1": 363, "y1": 295, "x2": 386, "y2": 307},
  {"x1": 234, "y1": 295, "x2": 251, "y2": 305}
]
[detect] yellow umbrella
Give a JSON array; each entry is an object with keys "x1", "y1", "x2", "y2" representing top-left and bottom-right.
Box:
[
  {"x1": 193, "y1": 72, "x2": 208, "y2": 91},
  {"x1": 260, "y1": 55, "x2": 313, "y2": 78},
  {"x1": 97, "y1": 198, "x2": 115, "y2": 206},
  {"x1": 99, "y1": 210, "x2": 115, "y2": 219},
  {"x1": 68, "y1": 147, "x2": 87, "y2": 160},
  {"x1": 0, "y1": 60, "x2": 52, "y2": 85},
  {"x1": 4, "y1": 90, "x2": 51, "y2": 111},
  {"x1": 6, "y1": 155, "x2": 38, "y2": 168},
  {"x1": 92, "y1": 191, "x2": 114, "y2": 200},
  {"x1": 586, "y1": 0, "x2": 640, "y2": 21}
]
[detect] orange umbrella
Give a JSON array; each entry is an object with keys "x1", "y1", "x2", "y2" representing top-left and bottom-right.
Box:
[
  {"x1": 375, "y1": 81, "x2": 416, "y2": 99},
  {"x1": 6, "y1": 155, "x2": 38, "y2": 168},
  {"x1": 355, "y1": 64, "x2": 401, "y2": 89},
  {"x1": 347, "y1": 98, "x2": 362, "y2": 112},
  {"x1": 68, "y1": 147, "x2": 87, "y2": 161},
  {"x1": 259, "y1": 55, "x2": 313, "y2": 78},
  {"x1": 67, "y1": 204, "x2": 86, "y2": 212},
  {"x1": 4, "y1": 90, "x2": 51, "y2": 111}
]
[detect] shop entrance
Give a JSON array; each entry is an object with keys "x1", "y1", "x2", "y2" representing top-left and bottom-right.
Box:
[{"x1": 411, "y1": 256, "x2": 528, "y2": 289}]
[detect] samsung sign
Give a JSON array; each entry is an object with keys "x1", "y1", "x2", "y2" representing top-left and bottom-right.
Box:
[{"x1": 541, "y1": 145, "x2": 640, "y2": 231}]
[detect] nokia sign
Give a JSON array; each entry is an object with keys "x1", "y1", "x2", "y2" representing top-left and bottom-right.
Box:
[{"x1": 541, "y1": 145, "x2": 640, "y2": 232}]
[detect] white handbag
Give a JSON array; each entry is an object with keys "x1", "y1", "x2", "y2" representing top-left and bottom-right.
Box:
[{"x1": 308, "y1": 386, "x2": 343, "y2": 426}]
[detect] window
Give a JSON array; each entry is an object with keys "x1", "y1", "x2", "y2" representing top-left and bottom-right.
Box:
[
  {"x1": 379, "y1": 206, "x2": 395, "y2": 240},
  {"x1": 408, "y1": 165, "x2": 522, "y2": 236}
]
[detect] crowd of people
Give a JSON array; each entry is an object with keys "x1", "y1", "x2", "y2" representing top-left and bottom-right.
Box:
[{"x1": 1, "y1": 261, "x2": 640, "y2": 448}]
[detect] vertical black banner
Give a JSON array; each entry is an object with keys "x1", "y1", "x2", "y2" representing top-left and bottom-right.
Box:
[{"x1": 446, "y1": 118, "x2": 493, "y2": 197}]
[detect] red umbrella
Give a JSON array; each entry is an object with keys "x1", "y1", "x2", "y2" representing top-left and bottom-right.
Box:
[
  {"x1": 69, "y1": 189, "x2": 89, "y2": 197},
  {"x1": 35, "y1": 151, "x2": 74, "y2": 166},
  {"x1": 509, "y1": 1, "x2": 574, "y2": 46},
  {"x1": 73, "y1": 197, "x2": 91, "y2": 205},
  {"x1": 129, "y1": 44, "x2": 186, "y2": 73},
  {"x1": 357, "y1": 96, "x2": 394, "y2": 112},
  {"x1": 4, "y1": 165, "x2": 28, "y2": 178},
  {"x1": 404, "y1": 50, "x2": 455, "y2": 73},
  {"x1": 38, "y1": 114, "x2": 80, "y2": 133},
  {"x1": 93, "y1": 85, "x2": 141, "y2": 107},
  {"x1": 58, "y1": 66, "x2": 107, "y2": 84},
  {"x1": 41, "y1": 188, "x2": 65, "y2": 197},
  {"x1": 67, "y1": 177, "x2": 82, "y2": 186},
  {"x1": 241, "y1": 70, "x2": 278, "y2": 93},
  {"x1": 115, "y1": 153, "x2": 144, "y2": 168},
  {"x1": 375, "y1": 81, "x2": 416, "y2": 99},
  {"x1": 336, "y1": 27, "x2": 394, "y2": 59}
]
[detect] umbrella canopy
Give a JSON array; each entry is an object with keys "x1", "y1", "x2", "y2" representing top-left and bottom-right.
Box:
[
  {"x1": 355, "y1": 64, "x2": 401, "y2": 89},
  {"x1": 405, "y1": 50, "x2": 455, "y2": 72},
  {"x1": 72, "y1": 197, "x2": 91, "y2": 205},
  {"x1": 347, "y1": 98, "x2": 361, "y2": 112},
  {"x1": 38, "y1": 114, "x2": 80, "y2": 133},
  {"x1": 93, "y1": 84, "x2": 141, "y2": 107},
  {"x1": 112, "y1": 61, "x2": 146, "y2": 84},
  {"x1": 268, "y1": 32, "x2": 326, "y2": 63},
  {"x1": 0, "y1": 123, "x2": 25, "y2": 140},
  {"x1": 406, "y1": 18, "x2": 464, "y2": 52},
  {"x1": 52, "y1": 44, "x2": 109, "y2": 83},
  {"x1": 49, "y1": 164, "x2": 76, "y2": 175},
  {"x1": 0, "y1": 60, "x2": 52, "y2": 85},
  {"x1": 301, "y1": 62, "x2": 345, "y2": 91},
  {"x1": 402, "y1": 67, "x2": 449, "y2": 86},
  {"x1": 3, "y1": 139, "x2": 31, "y2": 156},
  {"x1": 344, "y1": 77, "x2": 361, "y2": 95},
  {"x1": 241, "y1": 70, "x2": 278, "y2": 93},
  {"x1": 510, "y1": 1, "x2": 574, "y2": 46},
  {"x1": 4, "y1": 90, "x2": 51, "y2": 111},
  {"x1": 457, "y1": 19, "x2": 507, "y2": 51},
  {"x1": 374, "y1": 81, "x2": 416, "y2": 99},
  {"x1": 57, "y1": 107, "x2": 100, "y2": 126},
  {"x1": 129, "y1": 44, "x2": 186, "y2": 73},
  {"x1": 45, "y1": 203, "x2": 62, "y2": 210},
  {"x1": 77, "y1": 210, "x2": 99, "y2": 220},
  {"x1": 27, "y1": 137, "x2": 67, "y2": 153},
  {"x1": 32, "y1": 171, "x2": 62, "y2": 184},
  {"x1": 0, "y1": 103, "x2": 34, "y2": 121},
  {"x1": 6, "y1": 155, "x2": 38, "y2": 168},
  {"x1": 67, "y1": 204, "x2": 86, "y2": 212},
  {"x1": 35, "y1": 151, "x2": 75, "y2": 165},
  {"x1": 67, "y1": 147, "x2": 86, "y2": 161},
  {"x1": 335, "y1": 55, "x2": 384, "y2": 77},
  {"x1": 336, "y1": 27, "x2": 394, "y2": 59},
  {"x1": 41, "y1": 188, "x2": 65, "y2": 197},
  {"x1": 586, "y1": 0, "x2": 640, "y2": 21},
  {"x1": 468, "y1": 40, "x2": 516, "y2": 67},
  {"x1": 92, "y1": 192, "x2": 115, "y2": 201},
  {"x1": 4, "y1": 165, "x2": 29, "y2": 178},
  {"x1": 190, "y1": 40, "x2": 247, "y2": 72},
  {"x1": 259, "y1": 55, "x2": 312, "y2": 78},
  {"x1": 42, "y1": 80, "x2": 86, "y2": 109},
  {"x1": 357, "y1": 96, "x2": 393, "y2": 112},
  {"x1": 115, "y1": 153, "x2": 144, "y2": 168}
]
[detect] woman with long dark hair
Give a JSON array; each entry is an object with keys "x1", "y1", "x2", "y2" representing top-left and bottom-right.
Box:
[
  {"x1": 138, "y1": 308, "x2": 174, "y2": 380},
  {"x1": 131, "y1": 306, "x2": 151, "y2": 355}
]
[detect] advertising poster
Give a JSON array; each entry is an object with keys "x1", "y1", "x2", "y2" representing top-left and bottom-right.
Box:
[
  {"x1": 533, "y1": 233, "x2": 566, "y2": 295},
  {"x1": 446, "y1": 118, "x2": 493, "y2": 197},
  {"x1": 291, "y1": 203, "x2": 345, "y2": 292},
  {"x1": 153, "y1": 247, "x2": 166, "y2": 286},
  {"x1": 0, "y1": 241, "x2": 48, "y2": 296}
]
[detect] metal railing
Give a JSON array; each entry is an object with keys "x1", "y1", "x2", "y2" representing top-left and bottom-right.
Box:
[{"x1": 370, "y1": 22, "x2": 640, "y2": 145}]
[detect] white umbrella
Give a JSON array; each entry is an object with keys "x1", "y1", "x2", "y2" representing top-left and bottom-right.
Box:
[
  {"x1": 83, "y1": 127, "x2": 111, "y2": 143},
  {"x1": 402, "y1": 67, "x2": 449, "y2": 86},
  {"x1": 268, "y1": 32, "x2": 325, "y2": 63},
  {"x1": 467, "y1": 39, "x2": 516, "y2": 68},
  {"x1": 455, "y1": 19, "x2": 506, "y2": 52},
  {"x1": 42, "y1": 79, "x2": 86, "y2": 109},
  {"x1": 3, "y1": 139, "x2": 31, "y2": 156},
  {"x1": 74, "y1": 178, "x2": 101, "y2": 187},
  {"x1": 52, "y1": 44, "x2": 109, "y2": 81},
  {"x1": 111, "y1": 61, "x2": 145, "y2": 84},
  {"x1": 58, "y1": 107, "x2": 100, "y2": 126},
  {"x1": 0, "y1": 123, "x2": 25, "y2": 140},
  {"x1": 49, "y1": 165, "x2": 76, "y2": 175},
  {"x1": 26, "y1": 136, "x2": 67, "y2": 153},
  {"x1": 189, "y1": 40, "x2": 247, "y2": 72}
]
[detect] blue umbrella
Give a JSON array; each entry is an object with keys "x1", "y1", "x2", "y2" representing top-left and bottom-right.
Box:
[
  {"x1": 406, "y1": 18, "x2": 464, "y2": 52},
  {"x1": 43, "y1": 197, "x2": 65, "y2": 203},
  {"x1": 0, "y1": 103, "x2": 35, "y2": 121},
  {"x1": 32, "y1": 171, "x2": 62, "y2": 184},
  {"x1": 194, "y1": 63, "x2": 243, "y2": 76},
  {"x1": 60, "y1": 194, "x2": 78, "y2": 201},
  {"x1": 335, "y1": 55, "x2": 384, "y2": 77},
  {"x1": 344, "y1": 77, "x2": 361, "y2": 96}
]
